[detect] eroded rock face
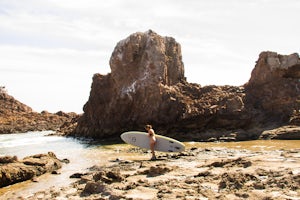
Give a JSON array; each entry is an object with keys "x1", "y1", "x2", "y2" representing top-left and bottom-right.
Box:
[
  {"x1": 110, "y1": 29, "x2": 185, "y2": 89},
  {"x1": 245, "y1": 52, "x2": 300, "y2": 122},
  {"x1": 71, "y1": 30, "x2": 299, "y2": 140}
]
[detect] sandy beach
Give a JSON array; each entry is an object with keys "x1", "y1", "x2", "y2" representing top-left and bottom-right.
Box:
[{"x1": 3, "y1": 142, "x2": 299, "y2": 200}]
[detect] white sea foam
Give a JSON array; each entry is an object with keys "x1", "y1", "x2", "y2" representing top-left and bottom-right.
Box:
[
  {"x1": 0, "y1": 131, "x2": 58, "y2": 148},
  {"x1": 0, "y1": 131, "x2": 79, "y2": 158}
]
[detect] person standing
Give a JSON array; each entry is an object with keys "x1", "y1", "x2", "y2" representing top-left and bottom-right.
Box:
[{"x1": 145, "y1": 124, "x2": 156, "y2": 160}]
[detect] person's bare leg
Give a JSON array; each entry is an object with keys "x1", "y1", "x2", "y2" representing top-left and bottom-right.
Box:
[{"x1": 150, "y1": 141, "x2": 156, "y2": 160}]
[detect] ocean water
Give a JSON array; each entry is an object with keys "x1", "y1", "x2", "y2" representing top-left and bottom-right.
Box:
[
  {"x1": 0, "y1": 131, "x2": 122, "y2": 198},
  {"x1": 0, "y1": 131, "x2": 82, "y2": 157}
]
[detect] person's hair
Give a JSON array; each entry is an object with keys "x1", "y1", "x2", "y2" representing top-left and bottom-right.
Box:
[{"x1": 145, "y1": 124, "x2": 152, "y2": 129}]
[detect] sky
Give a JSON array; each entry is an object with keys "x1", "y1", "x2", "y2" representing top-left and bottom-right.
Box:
[{"x1": 0, "y1": 0, "x2": 299, "y2": 113}]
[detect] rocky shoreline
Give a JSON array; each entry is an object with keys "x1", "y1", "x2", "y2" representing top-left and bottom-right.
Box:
[
  {"x1": 0, "y1": 152, "x2": 66, "y2": 188},
  {"x1": 0, "y1": 30, "x2": 299, "y2": 199},
  {"x1": 1, "y1": 31, "x2": 299, "y2": 142},
  {"x1": 0, "y1": 87, "x2": 78, "y2": 134},
  {"x1": 2, "y1": 145, "x2": 299, "y2": 200}
]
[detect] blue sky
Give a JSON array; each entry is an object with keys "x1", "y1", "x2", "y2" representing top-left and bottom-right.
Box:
[{"x1": 0, "y1": 0, "x2": 299, "y2": 113}]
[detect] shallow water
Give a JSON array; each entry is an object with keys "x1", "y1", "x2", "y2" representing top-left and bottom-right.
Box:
[
  {"x1": 186, "y1": 139, "x2": 300, "y2": 151},
  {"x1": 0, "y1": 131, "x2": 299, "y2": 198},
  {"x1": 0, "y1": 131, "x2": 124, "y2": 198}
]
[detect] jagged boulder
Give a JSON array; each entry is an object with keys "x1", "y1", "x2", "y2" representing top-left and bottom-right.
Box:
[
  {"x1": 110, "y1": 29, "x2": 185, "y2": 88},
  {"x1": 0, "y1": 152, "x2": 62, "y2": 188}
]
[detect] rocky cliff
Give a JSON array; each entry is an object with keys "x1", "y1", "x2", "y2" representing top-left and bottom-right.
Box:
[
  {"x1": 0, "y1": 87, "x2": 77, "y2": 134},
  {"x1": 70, "y1": 30, "x2": 300, "y2": 141},
  {"x1": 245, "y1": 52, "x2": 300, "y2": 123}
]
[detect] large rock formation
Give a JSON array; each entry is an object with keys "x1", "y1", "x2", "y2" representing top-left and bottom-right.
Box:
[
  {"x1": 70, "y1": 30, "x2": 299, "y2": 141},
  {"x1": 73, "y1": 30, "x2": 190, "y2": 138},
  {"x1": 0, "y1": 87, "x2": 77, "y2": 134}
]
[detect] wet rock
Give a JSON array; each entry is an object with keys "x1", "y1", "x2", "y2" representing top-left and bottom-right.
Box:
[
  {"x1": 70, "y1": 173, "x2": 88, "y2": 179},
  {"x1": 219, "y1": 172, "x2": 258, "y2": 190},
  {"x1": 205, "y1": 157, "x2": 252, "y2": 168},
  {"x1": 82, "y1": 181, "x2": 108, "y2": 195},
  {"x1": 194, "y1": 170, "x2": 212, "y2": 177},
  {"x1": 0, "y1": 155, "x2": 18, "y2": 163},
  {"x1": 265, "y1": 171, "x2": 300, "y2": 190},
  {"x1": 51, "y1": 170, "x2": 61, "y2": 175},
  {"x1": 235, "y1": 192, "x2": 250, "y2": 199},
  {"x1": 260, "y1": 125, "x2": 300, "y2": 139},
  {"x1": 0, "y1": 152, "x2": 62, "y2": 188},
  {"x1": 207, "y1": 137, "x2": 217, "y2": 142},
  {"x1": 141, "y1": 164, "x2": 173, "y2": 177},
  {"x1": 70, "y1": 173, "x2": 82, "y2": 178},
  {"x1": 31, "y1": 177, "x2": 39, "y2": 182},
  {"x1": 92, "y1": 169, "x2": 124, "y2": 183},
  {"x1": 60, "y1": 158, "x2": 70, "y2": 164},
  {"x1": 219, "y1": 136, "x2": 236, "y2": 142}
]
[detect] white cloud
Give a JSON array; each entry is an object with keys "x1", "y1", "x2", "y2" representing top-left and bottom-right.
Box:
[
  {"x1": 0, "y1": 0, "x2": 299, "y2": 112},
  {"x1": 0, "y1": 45, "x2": 110, "y2": 112}
]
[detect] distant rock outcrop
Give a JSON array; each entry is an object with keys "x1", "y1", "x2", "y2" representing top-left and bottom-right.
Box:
[
  {"x1": 245, "y1": 52, "x2": 300, "y2": 123},
  {"x1": 0, "y1": 88, "x2": 77, "y2": 134},
  {"x1": 69, "y1": 30, "x2": 299, "y2": 141}
]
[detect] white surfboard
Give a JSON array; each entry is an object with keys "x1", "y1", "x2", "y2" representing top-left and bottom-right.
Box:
[{"x1": 120, "y1": 131, "x2": 185, "y2": 152}]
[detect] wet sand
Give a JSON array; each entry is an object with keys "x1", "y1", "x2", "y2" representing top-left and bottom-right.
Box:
[{"x1": 3, "y1": 143, "x2": 300, "y2": 200}]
